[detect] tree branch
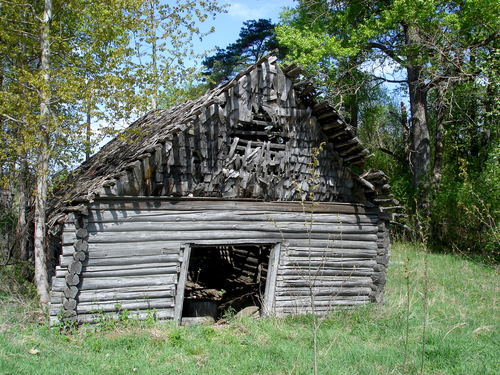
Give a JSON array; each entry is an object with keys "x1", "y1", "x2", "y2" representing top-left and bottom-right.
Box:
[{"x1": 367, "y1": 42, "x2": 405, "y2": 65}]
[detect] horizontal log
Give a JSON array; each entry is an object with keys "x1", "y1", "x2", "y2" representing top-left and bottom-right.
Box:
[
  {"x1": 76, "y1": 298, "x2": 175, "y2": 314},
  {"x1": 49, "y1": 303, "x2": 65, "y2": 316},
  {"x1": 82, "y1": 262, "x2": 179, "y2": 273},
  {"x1": 77, "y1": 308, "x2": 174, "y2": 324},
  {"x1": 61, "y1": 242, "x2": 182, "y2": 258},
  {"x1": 78, "y1": 286, "x2": 175, "y2": 303},
  {"x1": 281, "y1": 268, "x2": 373, "y2": 277},
  {"x1": 81, "y1": 265, "x2": 179, "y2": 278},
  {"x1": 49, "y1": 291, "x2": 64, "y2": 306},
  {"x1": 78, "y1": 275, "x2": 177, "y2": 291},
  {"x1": 276, "y1": 300, "x2": 369, "y2": 313},
  {"x1": 89, "y1": 199, "x2": 381, "y2": 216},
  {"x1": 282, "y1": 260, "x2": 378, "y2": 268},
  {"x1": 284, "y1": 249, "x2": 379, "y2": 258},
  {"x1": 51, "y1": 277, "x2": 66, "y2": 292},
  {"x1": 285, "y1": 240, "x2": 378, "y2": 250},
  {"x1": 278, "y1": 277, "x2": 373, "y2": 288},
  {"x1": 60, "y1": 253, "x2": 182, "y2": 268},
  {"x1": 275, "y1": 287, "x2": 372, "y2": 297},
  {"x1": 82, "y1": 221, "x2": 379, "y2": 235},
  {"x1": 66, "y1": 231, "x2": 378, "y2": 244},
  {"x1": 276, "y1": 296, "x2": 369, "y2": 307},
  {"x1": 84, "y1": 210, "x2": 380, "y2": 225}
]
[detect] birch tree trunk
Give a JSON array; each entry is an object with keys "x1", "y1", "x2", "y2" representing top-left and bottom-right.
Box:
[
  {"x1": 34, "y1": 0, "x2": 52, "y2": 306},
  {"x1": 150, "y1": 0, "x2": 158, "y2": 111}
]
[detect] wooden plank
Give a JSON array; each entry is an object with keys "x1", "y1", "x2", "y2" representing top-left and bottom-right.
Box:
[
  {"x1": 174, "y1": 244, "x2": 191, "y2": 324},
  {"x1": 262, "y1": 243, "x2": 280, "y2": 316}
]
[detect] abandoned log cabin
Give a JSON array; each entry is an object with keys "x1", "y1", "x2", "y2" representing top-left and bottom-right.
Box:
[{"x1": 47, "y1": 54, "x2": 393, "y2": 325}]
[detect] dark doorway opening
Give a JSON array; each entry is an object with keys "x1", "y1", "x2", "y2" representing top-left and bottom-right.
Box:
[{"x1": 181, "y1": 244, "x2": 272, "y2": 320}]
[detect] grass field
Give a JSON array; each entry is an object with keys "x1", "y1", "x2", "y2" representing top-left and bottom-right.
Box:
[{"x1": 1, "y1": 242, "x2": 499, "y2": 374}]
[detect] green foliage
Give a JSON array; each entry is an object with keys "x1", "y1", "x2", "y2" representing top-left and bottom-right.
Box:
[{"x1": 433, "y1": 151, "x2": 500, "y2": 258}]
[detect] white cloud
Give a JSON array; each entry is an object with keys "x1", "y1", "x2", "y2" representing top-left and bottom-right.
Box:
[{"x1": 225, "y1": 1, "x2": 285, "y2": 21}]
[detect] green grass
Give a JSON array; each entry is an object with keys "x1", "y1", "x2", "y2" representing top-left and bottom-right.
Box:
[{"x1": 1, "y1": 242, "x2": 499, "y2": 374}]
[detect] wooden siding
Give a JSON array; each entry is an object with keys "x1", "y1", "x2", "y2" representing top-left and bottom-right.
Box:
[{"x1": 49, "y1": 198, "x2": 390, "y2": 324}]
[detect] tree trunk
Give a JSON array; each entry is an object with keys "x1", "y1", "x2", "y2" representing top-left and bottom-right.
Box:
[
  {"x1": 150, "y1": 0, "x2": 158, "y2": 111},
  {"x1": 405, "y1": 24, "x2": 431, "y2": 213},
  {"x1": 34, "y1": 0, "x2": 52, "y2": 306},
  {"x1": 17, "y1": 156, "x2": 29, "y2": 262},
  {"x1": 433, "y1": 85, "x2": 445, "y2": 188}
]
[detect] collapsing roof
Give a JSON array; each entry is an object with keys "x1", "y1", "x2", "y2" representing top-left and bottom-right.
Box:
[
  {"x1": 47, "y1": 53, "x2": 392, "y2": 227},
  {"x1": 48, "y1": 54, "x2": 394, "y2": 324}
]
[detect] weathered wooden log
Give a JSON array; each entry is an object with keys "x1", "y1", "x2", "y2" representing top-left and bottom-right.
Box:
[
  {"x1": 282, "y1": 259, "x2": 378, "y2": 269},
  {"x1": 281, "y1": 268, "x2": 373, "y2": 277},
  {"x1": 88, "y1": 199, "x2": 383, "y2": 216},
  {"x1": 49, "y1": 291, "x2": 65, "y2": 305},
  {"x1": 76, "y1": 228, "x2": 88, "y2": 239},
  {"x1": 278, "y1": 277, "x2": 373, "y2": 288},
  {"x1": 64, "y1": 285, "x2": 78, "y2": 299},
  {"x1": 285, "y1": 240, "x2": 379, "y2": 250},
  {"x1": 78, "y1": 275, "x2": 177, "y2": 291},
  {"x1": 284, "y1": 248, "x2": 378, "y2": 258},
  {"x1": 84, "y1": 210, "x2": 380, "y2": 225},
  {"x1": 76, "y1": 308, "x2": 174, "y2": 324},
  {"x1": 67, "y1": 230, "x2": 379, "y2": 244},
  {"x1": 68, "y1": 261, "x2": 82, "y2": 275},
  {"x1": 276, "y1": 296, "x2": 369, "y2": 307},
  {"x1": 275, "y1": 287, "x2": 372, "y2": 297},
  {"x1": 82, "y1": 262, "x2": 179, "y2": 273},
  {"x1": 73, "y1": 251, "x2": 86, "y2": 261},
  {"x1": 83, "y1": 221, "x2": 380, "y2": 235},
  {"x1": 73, "y1": 239, "x2": 88, "y2": 252},
  {"x1": 81, "y1": 265, "x2": 179, "y2": 278},
  {"x1": 76, "y1": 298, "x2": 175, "y2": 314},
  {"x1": 65, "y1": 274, "x2": 79, "y2": 286},
  {"x1": 63, "y1": 298, "x2": 77, "y2": 310},
  {"x1": 78, "y1": 286, "x2": 175, "y2": 303},
  {"x1": 61, "y1": 242, "x2": 182, "y2": 260}
]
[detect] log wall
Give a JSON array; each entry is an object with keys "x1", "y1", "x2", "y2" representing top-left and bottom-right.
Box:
[{"x1": 49, "y1": 198, "x2": 390, "y2": 324}]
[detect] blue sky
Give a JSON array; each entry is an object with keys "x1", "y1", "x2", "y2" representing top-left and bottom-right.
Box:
[{"x1": 192, "y1": 0, "x2": 295, "y2": 58}]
